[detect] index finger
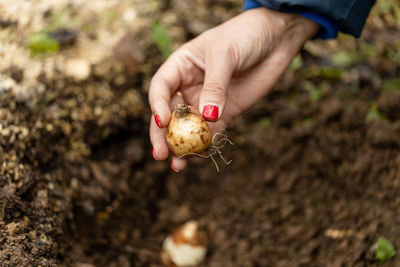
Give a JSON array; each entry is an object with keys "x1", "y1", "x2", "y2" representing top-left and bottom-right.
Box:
[{"x1": 149, "y1": 54, "x2": 183, "y2": 128}]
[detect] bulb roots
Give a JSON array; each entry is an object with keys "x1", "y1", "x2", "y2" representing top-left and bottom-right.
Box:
[{"x1": 178, "y1": 132, "x2": 233, "y2": 172}]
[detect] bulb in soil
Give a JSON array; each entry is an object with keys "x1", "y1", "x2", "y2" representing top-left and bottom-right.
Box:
[
  {"x1": 161, "y1": 220, "x2": 207, "y2": 266},
  {"x1": 166, "y1": 104, "x2": 212, "y2": 157}
]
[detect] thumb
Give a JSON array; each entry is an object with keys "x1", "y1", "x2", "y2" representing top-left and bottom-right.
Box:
[{"x1": 199, "y1": 47, "x2": 235, "y2": 122}]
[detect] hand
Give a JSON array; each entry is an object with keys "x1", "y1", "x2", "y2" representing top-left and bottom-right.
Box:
[{"x1": 149, "y1": 8, "x2": 319, "y2": 172}]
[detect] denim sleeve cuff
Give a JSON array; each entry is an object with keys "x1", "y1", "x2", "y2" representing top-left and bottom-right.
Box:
[
  {"x1": 243, "y1": 0, "x2": 262, "y2": 10},
  {"x1": 298, "y1": 12, "x2": 338, "y2": 39},
  {"x1": 243, "y1": 0, "x2": 339, "y2": 39}
]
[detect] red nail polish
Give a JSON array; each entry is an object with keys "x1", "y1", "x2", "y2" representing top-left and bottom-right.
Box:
[
  {"x1": 170, "y1": 161, "x2": 179, "y2": 172},
  {"x1": 155, "y1": 114, "x2": 161, "y2": 128},
  {"x1": 202, "y1": 105, "x2": 218, "y2": 122},
  {"x1": 152, "y1": 147, "x2": 158, "y2": 160}
]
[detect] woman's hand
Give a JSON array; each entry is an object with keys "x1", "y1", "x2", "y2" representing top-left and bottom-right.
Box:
[{"x1": 149, "y1": 8, "x2": 319, "y2": 172}]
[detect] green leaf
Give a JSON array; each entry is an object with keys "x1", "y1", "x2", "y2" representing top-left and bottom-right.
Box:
[
  {"x1": 378, "y1": 0, "x2": 391, "y2": 14},
  {"x1": 258, "y1": 117, "x2": 271, "y2": 128},
  {"x1": 383, "y1": 78, "x2": 400, "y2": 91},
  {"x1": 386, "y1": 48, "x2": 400, "y2": 64},
  {"x1": 151, "y1": 21, "x2": 172, "y2": 59},
  {"x1": 28, "y1": 32, "x2": 60, "y2": 54},
  {"x1": 365, "y1": 102, "x2": 386, "y2": 123},
  {"x1": 360, "y1": 41, "x2": 378, "y2": 57},
  {"x1": 83, "y1": 23, "x2": 95, "y2": 35},
  {"x1": 48, "y1": 7, "x2": 67, "y2": 30},
  {"x1": 376, "y1": 236, "x2": 396, "y2": 266},
  {"x1": 290, "y1": 55, "x2": 303, "y2": 71},
  {"x1": 301, "y1": 118, "x2": 315, "y2": 128},
  {"x1": 305, "y1": 67, "x2": 344, "y2": 80},
  {"x1": 303, "y1": 81, "x2": 324, "y2": 102},
  {"x1": 330, "y1": 51, "x2": 362, "y2": 68},
  {"x1": 234, "y1": 135, "x2": 246, "y2": 146}
]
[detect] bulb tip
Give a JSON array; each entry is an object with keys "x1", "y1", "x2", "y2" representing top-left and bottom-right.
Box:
[{"x1": 175, "y1": 104, "x2": 190, "y2": 116}]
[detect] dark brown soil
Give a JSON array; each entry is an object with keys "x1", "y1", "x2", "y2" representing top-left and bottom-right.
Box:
[{"x1": 1, "y1": 1, "x2": 400, "y2": 266}]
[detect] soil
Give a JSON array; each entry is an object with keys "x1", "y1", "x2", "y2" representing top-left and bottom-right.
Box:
[{"x1": 1, "y1": 0, "x2": 400, "y2": 266}]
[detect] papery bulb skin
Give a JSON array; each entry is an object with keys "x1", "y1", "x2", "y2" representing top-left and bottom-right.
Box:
[
  {"x1": 161, "y1": 220, "x2": 208, "y2": 266},
  {"x1": 166, "y1": 104, "x2": 212, "y2": 157}
]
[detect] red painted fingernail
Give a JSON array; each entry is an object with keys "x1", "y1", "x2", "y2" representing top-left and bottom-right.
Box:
[
  {"x1": 170, "y1": 161, "x2": 179, "y2": 172},
  {"x1": 152, "y1": 147, "x2": 159, "y2": 160},
  {"x1": 202, "y1": 105, "x2": 218, "y2": 121},
  {"x1": 154, "y1": 114, "x2": 161, "y2": 128}
]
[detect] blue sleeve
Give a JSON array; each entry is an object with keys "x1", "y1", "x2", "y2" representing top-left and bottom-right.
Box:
[
  {"x1": 243, "y1": 0, "x2": 375, "y2": 38},
  {"x1": 298, "y1": 12, "x2": 338, "y2": 39}
]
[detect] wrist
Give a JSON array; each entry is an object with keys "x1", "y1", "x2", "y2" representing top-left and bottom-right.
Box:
[
  {"x1": 255, "y1": 8, "x2": 319, "y2": 54},
  {"x1": 258, "y1": 8, "x2": 319, "y2": 45},
  {"x1": 285, "y1": 13, "x2": 320, "y2": 43},
  {"x1": 244, "y1": 1, "x2": 328, "y2": 40}
]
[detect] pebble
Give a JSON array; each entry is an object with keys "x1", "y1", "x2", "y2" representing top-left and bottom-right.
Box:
[{"x1": 65, "y1": 58, "x2": 91, "y2": 81}]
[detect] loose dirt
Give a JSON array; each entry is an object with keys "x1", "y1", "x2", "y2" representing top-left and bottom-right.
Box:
[{"x1": 0, "y1": 0, "x2": 399, "y2": 266}]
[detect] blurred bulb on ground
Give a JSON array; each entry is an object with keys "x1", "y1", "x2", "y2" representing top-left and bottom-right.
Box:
[{"x1": 161, "y1": 220, "x2": 207, "y2": 266}]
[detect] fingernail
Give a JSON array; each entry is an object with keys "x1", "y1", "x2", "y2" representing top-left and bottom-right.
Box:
[
  {"x1": 154, "y1": 114, "x2": 161, "y2": 128},
  {"x1": 152, "y1": 147, "x2": 159, "y2": 160},
  {"x1": 170, "y1": 161, "x2": 179, "y2": 172},
  {"x1": 202, "y1": 105, "x2": 218, "y2": 121}
]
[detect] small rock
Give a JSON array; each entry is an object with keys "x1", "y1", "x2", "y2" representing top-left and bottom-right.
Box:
[
  {"x1": 171, "y1": 204, "x2": 192, "y2": 224},
  {"x1": 122, "y1": 9, "x2": 137, "y2": 24},
  {"x1": 277, "y1": 172, "x2": 297, "y2": 193},
  {"x1": 0, "y1": 18, "x2": 17, "y2": 28},
  {"x1": 7, "y1": 66, "x2": 24, "y2": 83},
  {"x1": 321, "y1": 98, "x2": 342, "y2": 121},
  {"x1": 1, "y1": 184, "x2": 16, "y2": 198},
  {"x1": 377, "y1": 91, "x2": 400, "y2": 119},
  {"x1": 81, "y1": 200, "x2": 95, "y2": 215},
  {"x1": 65, "y1": 58, "x2": 91, "y2": 81},
  {"x1": 367, "y1": 120, "x2": 400, "y2": 147},
  {"x1": 6, "y1": 222, "x2": 20, "y2": 236},
  {"x1": 36, "y1": 189, "x2": 48, "y2": 208},
  {"x1": 48, "y1": 28, "x2": 78, "y2": 46},
  {"x1": 280, "y1": 204, "x2": 295, "y2": 219},
  {"x1": 187, "y1": 20, "x2": 211, "y2": 36},
  {"x1": 263, "y1": 169, "x2": 275, "y2": 185}
]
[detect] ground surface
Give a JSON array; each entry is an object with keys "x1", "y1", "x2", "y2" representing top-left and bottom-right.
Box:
[{"x1": 0, "y1": 0, "x2": 399, "y2": 266}]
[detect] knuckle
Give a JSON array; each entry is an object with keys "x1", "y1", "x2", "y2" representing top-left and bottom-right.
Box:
[
  {"x1": 225, "y1": 44, "x2": 236, "y2": 58},
  {"x1": 227, "y1": 45, "x2": 239, "y2": 68},
  {"x1": 203, "y1": 81, "x2": 225, "y2": 95}
]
